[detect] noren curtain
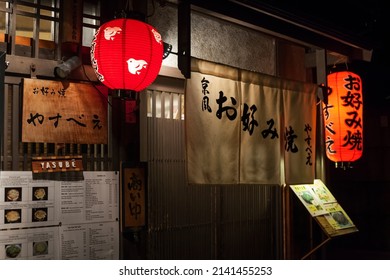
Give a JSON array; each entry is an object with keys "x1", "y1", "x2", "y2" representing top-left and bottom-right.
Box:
[{"x1": 185, "y1": 58, "x2": 317, "y2": 185}]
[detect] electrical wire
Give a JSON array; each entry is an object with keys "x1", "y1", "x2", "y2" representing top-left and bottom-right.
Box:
[{"x1": 81, "y1": 63, "x2": 113, "y2": 108}]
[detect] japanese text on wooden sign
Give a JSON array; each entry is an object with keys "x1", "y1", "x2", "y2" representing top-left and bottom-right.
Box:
[
  {"x1": 123, "y1": 167, "x2": 146, "y2": 228},
  {"x1": 22, "y1": 78, "x2": 108, "y2": 144}
]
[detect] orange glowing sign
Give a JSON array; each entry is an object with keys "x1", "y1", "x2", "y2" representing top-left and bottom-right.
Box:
[{"x1": 323, "y1": 71, "x2": 363, "y2": 163}]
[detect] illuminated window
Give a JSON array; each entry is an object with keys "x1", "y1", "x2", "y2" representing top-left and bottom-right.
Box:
[
  {"x1": 1, "y1": 0, "x2": 101, "y2": 58},
  {"x1": 0, "y1": 0, "x2": 11, "y2": 34},
  {"x1": 147, "y1": 90, "x2": 185, "y2": 120},
  {"x1": 15, "y1": 0, "x2": 59, "y2": 40},
  {"x1": 82, "y1": 0, "x2": 100, "y2": 47},
  {"x1": 0, "y1": 0, "x2": 60, "y2": 58},
  {"x1": 0, "y1": 1, "x2": 11, "y2": 44}
]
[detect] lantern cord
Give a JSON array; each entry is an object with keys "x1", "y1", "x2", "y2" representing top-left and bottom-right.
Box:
[
  {"x1": 146, "y1": 0, "x2": 156, "y2": 18},
  {"x1": 81, "y1": 64, "x2": 113, "y2": 108},
  {"x1": 317, "y1": 83, "x2": 330, "y2": 105},
  {"x1": 121, "y1": 0, "x2": 160, "y2": 19},
  {"x1": 331, "y1": 54, "x2": 349, "y2": 70},
  {"x1": 125, "y1": 0, "x2": 132, "y2": 12}
]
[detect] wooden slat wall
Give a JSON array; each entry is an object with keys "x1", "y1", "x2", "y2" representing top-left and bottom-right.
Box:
[
  {"x1": 1, "y1": 78, "x2": 112, "y2": 171},
  {"x1": 144, "y1": 89, "x2": 283, "y2": 259}
]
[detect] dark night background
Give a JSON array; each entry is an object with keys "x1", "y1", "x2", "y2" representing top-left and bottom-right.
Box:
[
  {"x1": 266, "y1": 0, "x2": 390, "y2": 259},
  {"x1": 185, "y1": 0, "x2": 390, "y2": 259},
  {"x1": 257, "y1": 0, "x2": 389, "y2": 104}
]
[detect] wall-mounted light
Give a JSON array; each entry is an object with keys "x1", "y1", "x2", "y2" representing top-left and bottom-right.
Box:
[
  {"x1": 323, "y1": 70, "x2": 363, "y2": 168},
  {"x1": 90, "y1": 18, "x2": 163, "y2": 92},
  {"x1": 54, "y1": 56, "x2": 82, "y2": 79},
  {"x1": 163, "y1": 42, "x2": 173, "y2": 59}
]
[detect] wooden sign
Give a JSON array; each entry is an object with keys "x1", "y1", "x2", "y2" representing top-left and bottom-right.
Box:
[
  {"x1": 32, "y1": 155, "x2": 83, "y2": 174},
  {"x1": 62, "y1": 0, "x2": 83, "y2": 43},
  {"x1": 22, "y1": 78, "x2": 108, "y2": 144},
  {"x1": 121, "y1": 164, "x2": 146, "y2": 229}
]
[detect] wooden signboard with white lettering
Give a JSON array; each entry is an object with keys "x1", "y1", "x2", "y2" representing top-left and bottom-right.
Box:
[
  {"x1": 32, "y1": 155, "x2": 83, "y2": 174},
  {"x1": 22, "y1": 78, "x2": 108, "y2": 144}
]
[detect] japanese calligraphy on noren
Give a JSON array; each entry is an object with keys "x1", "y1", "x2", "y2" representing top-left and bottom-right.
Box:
[
  {"x1": 22, "y1": 78, "x2": 107, "y2": 144},
  {"x1": 186, "y1": 58, "x2": 317, "y2": 185},
  {"x1": 200, "y1": 75, "x2": 314, "y2": 163}
]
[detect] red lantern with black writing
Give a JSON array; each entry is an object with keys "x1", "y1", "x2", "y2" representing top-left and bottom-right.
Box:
[
  {"x1": 323, "y1": 71, "x2": 363, "y2": 163},
  {"x1": 90, "y1": 18, "x2": 163, "y2": 91}
]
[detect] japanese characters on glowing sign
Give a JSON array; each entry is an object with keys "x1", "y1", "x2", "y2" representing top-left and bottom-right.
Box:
[
  {"x1": 323, "y1": 71, "x2": 363, "y2": 163},
  {"x1": 90, "y1": 18, "x2": 163, "y2": 91}
]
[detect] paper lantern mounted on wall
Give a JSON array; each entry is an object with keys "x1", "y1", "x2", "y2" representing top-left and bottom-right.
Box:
[
  {"x1": 323, "y1": 71, "x2": 363, "y2": 166},
  {"x1": 90, "y1": 18, "x2": 163, "y2": 91}
]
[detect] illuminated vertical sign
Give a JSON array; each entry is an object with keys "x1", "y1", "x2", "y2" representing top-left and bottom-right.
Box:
[{"x1": 324, "y1": 71, "x2": 363, "y2": 164}]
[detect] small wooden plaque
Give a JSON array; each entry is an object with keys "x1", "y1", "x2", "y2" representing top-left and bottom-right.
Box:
[
  {"x1": 121, "y1": 163, "x2": 146, "y2": 230},
  {"x1": 32, "y1": 155, "x2": 83, "y2": 174}
]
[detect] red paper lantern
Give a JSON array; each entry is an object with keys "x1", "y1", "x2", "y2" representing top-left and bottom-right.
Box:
[
  {"x1": 323, "y1": 71, "x2": 363, "y2": 164},
  {"x1": 90, "y1": 18, "x2": 163, "y2": 91}
]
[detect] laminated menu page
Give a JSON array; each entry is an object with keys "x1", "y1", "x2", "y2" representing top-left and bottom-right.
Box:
[
  {"x1": 322, "y1": 203, "x2": 355, "y2": 230},
  {"x1": 290, "y1": 182, "x2": 334, "y2": 217},
  {"x1": 290, "y1": 179, "x2": 356, "y2": 232}
]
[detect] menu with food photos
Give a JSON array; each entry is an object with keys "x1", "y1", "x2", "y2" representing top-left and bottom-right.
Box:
[
  {"x1": 0, "y1": 171, "x2": 119, "y2": 260},
  {"x1": 0, "y1": 226, "x2": 59, "y2": 259},
  {"x1": 1, "y1": 173, "x2": 58, "y2": 230},
  {"x1": 290, "y1": 179, "x2": 357, "y2": 237},
  {"x1": 289, "y1": 183, "x2": 328, "y2": 216}
]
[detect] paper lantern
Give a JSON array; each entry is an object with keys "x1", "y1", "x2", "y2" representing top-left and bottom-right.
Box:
[
  {"x1": 323, "y1": 71, "x2": 363, "y2": 164},
  {"x1": 90, "y1": 18, "x2": 163, "y2": 91}
]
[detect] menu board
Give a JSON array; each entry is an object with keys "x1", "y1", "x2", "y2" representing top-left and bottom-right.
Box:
[
  {"x1": 0, "y1": 174, "x2": 58, "y2": 229},
  {"x1": 0, "y1": 227, "x2": 59, "y2": 260},
  {"x1": 290, "y1": 179, "x2": 357, "y2": 236},
  {"x1": 60, "y1": 222, "x2": 118, "y2": 260},
  {"x1": 0, "y1": 171, "x2": 119, "y2": 260}
]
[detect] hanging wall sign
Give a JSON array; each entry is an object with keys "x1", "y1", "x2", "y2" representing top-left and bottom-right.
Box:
[
  {"x1": 121, "y1": 163, "x2": 146, "y2": 230},
  {"x1": 62, "y1": 0, "x2": 83, "y2": 44},
  {"x1": 21, "y1": 78, "x2": 108, "y2": 144},
  {"x1": 31, "y1": 155, "x2": 83, "y2": 174},
  {"x1": 324, "y1": 71, "x2": 363, "y2": 163},
  {"x1": 90, "y1": 18, "x2": 163, "y2": 92}
]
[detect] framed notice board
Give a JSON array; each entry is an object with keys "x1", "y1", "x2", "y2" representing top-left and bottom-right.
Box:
[{"x1": 120, "y1": 162, "x2": 147, "y2": 232}]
